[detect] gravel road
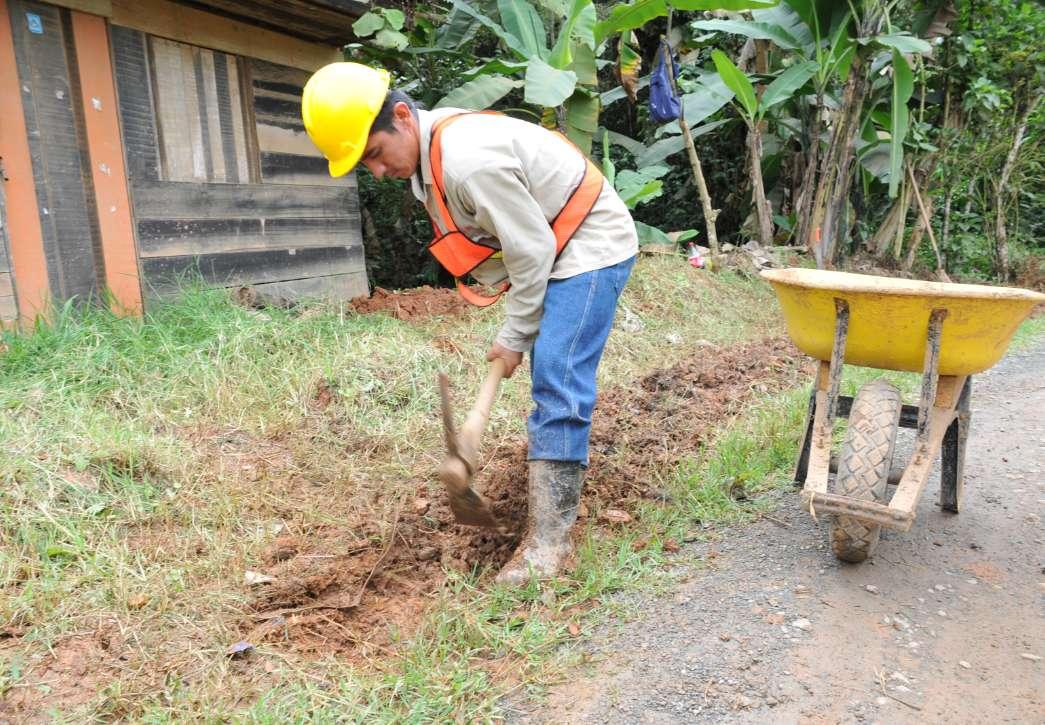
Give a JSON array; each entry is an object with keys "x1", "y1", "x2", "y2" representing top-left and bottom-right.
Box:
[{"x1": 508, "y1": 341, "x2": 1044, "y2": 724}]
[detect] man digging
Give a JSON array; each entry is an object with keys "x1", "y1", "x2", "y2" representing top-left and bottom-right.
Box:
[{"x1": 301, "y1": 63, "x2": 638, "y2": 585}]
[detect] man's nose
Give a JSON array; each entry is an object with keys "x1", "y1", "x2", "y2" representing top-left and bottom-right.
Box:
[{"x1": 363, "y1": 159, "x2": 384, "y2": 179}]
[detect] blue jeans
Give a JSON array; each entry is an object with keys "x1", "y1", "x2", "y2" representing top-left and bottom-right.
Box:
[{"x1": 528, "y1": 255, "x2": 636, "y2": 464}]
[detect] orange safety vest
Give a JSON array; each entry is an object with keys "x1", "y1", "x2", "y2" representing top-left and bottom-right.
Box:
[{"x1": 425, "y1": 113, "x2": 605, "y2": 307}]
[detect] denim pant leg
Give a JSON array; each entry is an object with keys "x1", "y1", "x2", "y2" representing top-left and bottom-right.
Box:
[{"x1": 528, "y1": 255, "x2": 636, "y2": 464}]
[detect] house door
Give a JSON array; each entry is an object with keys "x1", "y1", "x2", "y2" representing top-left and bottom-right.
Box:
[{"x1": 6, "y1": 0, "x2": 105, "y2": 306}]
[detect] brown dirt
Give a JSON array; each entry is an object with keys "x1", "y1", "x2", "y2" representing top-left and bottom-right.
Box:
[
  {"x1": 237, "y1": 337, "x2": 808, "y2": 658},
  {"x1": 349, "y1": 286, "x2": 474, "y2": 321},
  {"x1": 0, "y1": 627, "x2": 123, "y2": 722}
]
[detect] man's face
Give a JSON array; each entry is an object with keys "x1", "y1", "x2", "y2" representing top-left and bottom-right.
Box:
[{"x1": 360, "y1": 101, "x2": 420, "y2": 180}]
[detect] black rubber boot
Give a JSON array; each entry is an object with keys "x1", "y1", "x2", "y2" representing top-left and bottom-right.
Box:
[{"x1": 495, "y1": 460, "x2": 584, "y2": 586}]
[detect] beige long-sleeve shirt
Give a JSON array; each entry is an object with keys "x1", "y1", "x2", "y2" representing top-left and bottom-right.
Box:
[{"x1": 410, "y1": 108, "x2": 638, "y2": 352}]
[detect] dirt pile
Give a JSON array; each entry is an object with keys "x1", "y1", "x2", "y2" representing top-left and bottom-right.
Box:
[
  {"x1": 239, "y1": 337, "x2": 808, "y2": 656},
  {"x1": 349, "y1": 286, "x2": 473, "y2": 321}
]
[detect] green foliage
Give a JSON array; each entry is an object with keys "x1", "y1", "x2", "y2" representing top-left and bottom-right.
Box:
[
  {"x1": 435, "y1": 74, "x2": 522, "y2": 109},
  {"x1": 888, "y1": 50, "x2": 913, "y2": 198},
  {"x1": 345, "y1": 0, "x2": 1040, "y2": 285},
  {"x1": 711, "y1": 49, "x2": 757, "y2": 119},
  {"x1": 352, "y1": 8, "x2": 409, "y2": 50}
]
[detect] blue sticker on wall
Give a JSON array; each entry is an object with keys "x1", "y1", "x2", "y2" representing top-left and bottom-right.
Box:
[{"x1": 26, "y1": 13, "x2": 44, "y2": 34}]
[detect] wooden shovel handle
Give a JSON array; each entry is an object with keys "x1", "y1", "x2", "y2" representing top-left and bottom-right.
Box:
[{"x1": 458, "y1": 357, "x2": 507, "y2": 457}]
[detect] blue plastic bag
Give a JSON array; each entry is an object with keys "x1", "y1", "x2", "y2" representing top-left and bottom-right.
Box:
[{"x1": 648, "y1": 40, "x2": 680, "y2": 124}]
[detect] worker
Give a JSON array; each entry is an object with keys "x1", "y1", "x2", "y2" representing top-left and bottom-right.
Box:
[{"x1": 301, "y1": 62, "x2": 638, "y2": 585}]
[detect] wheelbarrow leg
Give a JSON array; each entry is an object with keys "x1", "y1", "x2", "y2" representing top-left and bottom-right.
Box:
[
  {"x1": 794, "y1": 388, "x2": 816, "y2": 487},
  {"x1": 940, "y1": 376, "x2": 972, "y2": 513}
]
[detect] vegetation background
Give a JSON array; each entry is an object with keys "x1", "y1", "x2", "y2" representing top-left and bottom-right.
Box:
[{"x1": 349, "y1": 0, "x2": 1042, "y2": 291}]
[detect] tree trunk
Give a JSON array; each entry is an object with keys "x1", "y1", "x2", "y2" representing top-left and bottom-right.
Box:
[
  {"x1": 745, "y1": 40, "x2": 773, "y2": 246},
  {"x1": 901, "y1": 163, "x2": 935, "y2": 271},
  {"x1": 663, "y1": 40, "x2": 720, "y2": 258},
  {"x1": 807, "y1": 52, "x2": 868, "y2": 267},
  {"x1": 793, "y1": 94, "x2": 823, "y2": 251},
  {"x1": 869, "y1": 184, "x2": 913, "y2": 258},
  {"x1": 905, "y1": 164, "x2": 949, "y2": 280},
  {"x1": 992, "y1": 92, "x2": 1039, "y2": 280},
  {"x1": 940, "y1": 186, "x2": 953, "y2": 256},
  {"x1": 679, "y1": 119, "x2": 720, "y2": 256},
  {"x1": 747, "y1": 123, "x2": 774, "y2": 246}
]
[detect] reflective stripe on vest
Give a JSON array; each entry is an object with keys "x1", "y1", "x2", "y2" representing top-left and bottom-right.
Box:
[{"x1": 425, "y1": 112, "x2": 605, "y2": 307}]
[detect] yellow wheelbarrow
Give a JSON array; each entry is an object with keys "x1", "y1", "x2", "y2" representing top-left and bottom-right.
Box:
[{"x1": 762, "y1": 268, "x2": 1044, "y2": 563}]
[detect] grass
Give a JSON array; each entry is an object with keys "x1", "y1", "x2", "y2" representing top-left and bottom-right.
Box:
[{"x1": 0, "y1": 258, "x2": 1041, "y2": 721}]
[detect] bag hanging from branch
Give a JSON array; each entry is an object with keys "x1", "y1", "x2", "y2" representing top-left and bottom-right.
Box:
[{"x1": 648, "y1": 39, "x2": 680, "y2": 124}]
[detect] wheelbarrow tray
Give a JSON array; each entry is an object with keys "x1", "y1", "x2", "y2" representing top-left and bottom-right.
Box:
[{"x1": 761, "y1": 268, "x2": 1044, "y2": 375}]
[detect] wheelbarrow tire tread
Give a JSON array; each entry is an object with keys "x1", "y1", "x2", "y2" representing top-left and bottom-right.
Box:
[{"x1": 830, "y1": 380, "x2": 902, "y2": 563}]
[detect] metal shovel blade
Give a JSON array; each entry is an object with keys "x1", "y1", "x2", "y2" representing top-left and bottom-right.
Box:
[{"x1": 437, "y1": 372, "x2": 502, "y2": 529}]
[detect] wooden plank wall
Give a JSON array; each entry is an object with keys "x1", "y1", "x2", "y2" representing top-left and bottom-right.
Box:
[
  {"x1": 8, "y1": 0, "x2": 105, "y2": 305},
  {"x1": 112, "y1": 26, "x2": 367, "y2": 301},
  {"x1": 250, "y1": 58, "x2": 341, "y2": 186}
]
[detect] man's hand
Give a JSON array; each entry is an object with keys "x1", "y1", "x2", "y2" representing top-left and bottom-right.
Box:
[{"x1": 486, "y1": 342, "x2": 523, "y2": 378}]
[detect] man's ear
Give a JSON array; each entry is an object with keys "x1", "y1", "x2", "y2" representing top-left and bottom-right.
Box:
[{"x1": 392, "y1": 101, "x2": 413, "y2": 124}]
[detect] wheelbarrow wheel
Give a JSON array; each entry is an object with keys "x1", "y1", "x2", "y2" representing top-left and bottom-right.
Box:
[{"x1": 830, "y1": 379, "x2": 902, "y2": 563}]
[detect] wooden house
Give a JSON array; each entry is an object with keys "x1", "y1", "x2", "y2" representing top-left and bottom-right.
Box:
[{"x1": 0, "y1": 0, "x2": 369, "y2": 326}]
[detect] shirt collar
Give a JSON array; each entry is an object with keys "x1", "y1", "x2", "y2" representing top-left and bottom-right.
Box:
[{"x1": 411, "y1": 107, "x2": 467, "y2": 202}]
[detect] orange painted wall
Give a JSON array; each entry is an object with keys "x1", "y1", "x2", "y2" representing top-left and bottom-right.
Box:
[
  {"x1": 0, "y1": 0, "x2": 51, "y2": 324},
  {"x1": 71, "y1": 11, "x2": 142, "y2": 314}
]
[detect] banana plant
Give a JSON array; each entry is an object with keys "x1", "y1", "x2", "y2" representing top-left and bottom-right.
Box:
[
  {"x1": 435, "y1": 0, "x2": 600, "y2": 152},
  {"x1": 697, "y1": 0, "x2": 930, "y2": 262},
  {"x1": 439, "y1": 0, "x2": 783, "y2": 154},
  {"x1": 711, "y1": 49, "x2": 818, "y2": 245}
]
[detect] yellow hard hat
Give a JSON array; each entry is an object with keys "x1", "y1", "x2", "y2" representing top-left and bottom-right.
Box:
[{"x1": 301, "y1": 62, "x2": 391, "y2": 177}]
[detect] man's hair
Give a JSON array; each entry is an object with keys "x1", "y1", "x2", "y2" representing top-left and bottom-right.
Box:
[{"x1": 370, "y1": 90, "x2": 418, "y2": 134}]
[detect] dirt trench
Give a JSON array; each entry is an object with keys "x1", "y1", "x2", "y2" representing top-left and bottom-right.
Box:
[{"x1": 238, "y1": 336, "x2": 808, "y2": 658}]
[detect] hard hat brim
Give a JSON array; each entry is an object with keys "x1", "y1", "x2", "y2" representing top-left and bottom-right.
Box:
[{"x1": 328, "y1": 151, "x2": 359, "y2": 178}]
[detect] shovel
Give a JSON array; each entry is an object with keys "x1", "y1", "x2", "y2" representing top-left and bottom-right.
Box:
[{"x1": 437, "y1": 358, "x2": 507, "y2": 528}]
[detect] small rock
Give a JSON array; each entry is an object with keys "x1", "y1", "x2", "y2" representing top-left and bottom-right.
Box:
[
  {"x1": 126, "y1": 593, "x2": 149, "y2": 610},
  {"x1": 719, "y1": 632, "x2": 732, "y2": 642},
  {"x1": 417, "y1": 546, "x2": 439, "y2": 561},
  {"x1": 599, "y1": 509, "x2": 632, "y2": 524},
  {"x1": 876, "y1": 696, "x2": 891, "y2": 706},
  {"x1": 540, "y1": 588, "x2": 557, "y2": 608},
  {"x1": 793, "y1": 584, "x2": 811, "y2": 595},
  {"x1": 937, "y1": 610, "x2": 947, "y2": 618},
  {"x1": 1020, "y1": 653, "x2": 1042, "y2": 662},
  {"x1": 412, "y1": 498, "x2": 431, "y2": 515},
  {"x1": 934, "y1": 584, "x2": 946, "y2": 591},
  {"x1": 244, "y1": 570, "x2": 276, "y2": 586},
  {"x1": 227, "y1": 640, "x2": 254, "y2": 658},
  {"x1": 865, "y1": 584, "x2": 880, "y2": 595},
  {"x1": 790, "y1": 618, "x2": 812, "y2": 632},
  {"x1": 959, "y1": 661, "x2": 971, "y2": 669}
]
